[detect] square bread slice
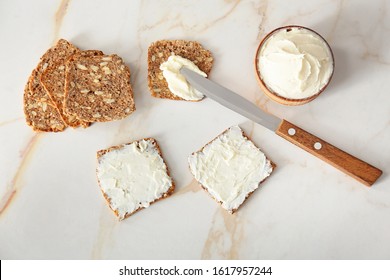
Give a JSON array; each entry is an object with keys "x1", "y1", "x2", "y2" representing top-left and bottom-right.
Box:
[
  {"x1": 64, "y1": 53, "x2": 135, "y2": 122},
  {"x1": 24, "y1": 39, "x2": 79, "y2": 132},
  {"x1": 188, "y1": 126, "x2": 274, "y2": 214},
  {"x1": 96, "y1": 138, "x2": 175, "y2": 220},
  {"x1": 147, "y1": 40, "x2": 213, "y2": 100},
  {"x1": 40, "y1": 50, "x2": 103, "y2": 128}
]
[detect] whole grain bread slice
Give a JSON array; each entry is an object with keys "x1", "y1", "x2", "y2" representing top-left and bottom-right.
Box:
[
  {"x1": 147, "y1": 40, "x2": 213, "y2": 101},
  {"x1": 188, "y1": 126, "x2": 275, "y2": 214},
  {"x1": 64, "y1": 54, "x2": 135, "y2": 122},
  {"x1": 40, "y1": 50, "x2": 103, "y2": 128},
  {"x1": 24, "y1": 39, "x2": 79, "y2": 132},
  {"x1": 96, "y1": 138, "x2": 175, "y2": 220},
  {"x1": 24, "y1": 70, "x2": 67, "y2": 132}
]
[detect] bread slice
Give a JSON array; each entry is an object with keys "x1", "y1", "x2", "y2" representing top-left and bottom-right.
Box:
[
  {"x1": 40, "y1": 50, "x2": 103, "y2": 128},
  {"x1": 24, "y1": 39, "x2": 79, "y2": 132},
  {"x1": 147, "y1": 40, "x2": 213, "y2": 100},
  {"x1": 188, "y1": 126, "x2": 274, "y2": 214},
  {"x1": 24, "y1": 70, "x2": 66, "y2": 132},
  {"x1": 64, "y1": 53, "x2": 135, "y2": 122},
  {"x1": 96, "y1": 138, "x2": 175, "y2": 220}
]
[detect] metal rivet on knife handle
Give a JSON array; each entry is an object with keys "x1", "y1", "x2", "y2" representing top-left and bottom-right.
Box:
[
  {"x1": 288, "y1": 128, "x2": 296, "y2": 136},
  {"x1": 314, "y1": 142, "x2": 322, "y2": 150},
  {"x1": 276, "y1": 119, "x2": 383, "y2": 186}
]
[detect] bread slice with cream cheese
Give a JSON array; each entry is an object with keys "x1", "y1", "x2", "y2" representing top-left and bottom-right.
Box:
[
  {"x1": 96, "y1": 138, "x2": 175, "y2": 220},
  {"x1": 188, "y1": 126, "x2": 274, "y2": 213},
  {"x1": 147, "y1": 40, "x2": 213, "y2": 101}
]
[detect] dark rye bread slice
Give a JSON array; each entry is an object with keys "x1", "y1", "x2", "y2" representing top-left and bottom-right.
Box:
[
  {"x1": 24, "y1": 39, "x2": 79, "y2": 132},
  {"x1": 64, "y1": 54, "x2": 135, "y2": 122},
  {"x1": 40, "y1": 50, "x2": 103, "y2": 128},
  {"x1": 147, "y1": 40, "x2": 213, "y2": 101},
  {"x1": 96, "y1": 138, "x2": 175, "y2": 220},
  {"x1": 188, "y1": 126, "x2": 275, "y2": 214}
]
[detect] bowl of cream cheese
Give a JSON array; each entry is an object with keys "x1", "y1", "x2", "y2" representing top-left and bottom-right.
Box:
[{"x1": 255, "y1": 26, "x2": 334, "y2": 105}]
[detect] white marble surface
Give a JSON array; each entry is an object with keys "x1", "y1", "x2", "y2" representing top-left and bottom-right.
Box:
[{"x1": 0, "y1": 0, "x2": 389, "y2": 259}]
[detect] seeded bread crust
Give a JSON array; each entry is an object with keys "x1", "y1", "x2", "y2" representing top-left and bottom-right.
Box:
[
  {"x1": 96, "y1": 138, "x2": 175, "y2": 220},
  {"x1": 41, "y1": 50, "x2": 103, "y2": 128},
  {"x1": 24, "y1": 39, "x2": 79, "y2": 132},
  {"x1": 189, "y1": 127, "x2": 275, "y2": 214},
  {"x1": 147, "y1": 40, "x2": 213, "y2": 101},
  {"x1": 64, "y1": 54, "x2": 135, "y2": 122}
]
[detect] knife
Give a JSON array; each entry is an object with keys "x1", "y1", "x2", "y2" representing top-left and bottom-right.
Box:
[{"x1": 180, "y1": 67, "x2": 382, "y2": 186}]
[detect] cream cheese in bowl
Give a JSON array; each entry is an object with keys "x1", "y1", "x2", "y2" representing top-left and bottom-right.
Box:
[{"x1": 256, "y1": 26, "x2": 334, "y2": 104}]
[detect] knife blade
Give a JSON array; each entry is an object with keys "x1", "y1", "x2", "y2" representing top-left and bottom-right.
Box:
[{"x1": 180, "y1": 67, "x2": 382, "y2": 186}]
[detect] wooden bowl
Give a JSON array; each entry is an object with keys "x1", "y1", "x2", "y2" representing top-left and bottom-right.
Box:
[{"x1": 254, "y1": 25, "x2": 335, "y2": 106}]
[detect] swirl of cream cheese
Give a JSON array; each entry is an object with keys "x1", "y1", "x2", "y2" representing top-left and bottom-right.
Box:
[
  {"x1": 160, "y1": 55, "x2": 207, "y2": 101},
  {"x1": 258, "y1": 27, "x2": 333, "y2": 99}
]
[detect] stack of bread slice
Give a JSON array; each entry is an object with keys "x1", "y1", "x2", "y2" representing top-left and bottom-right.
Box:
[{"x1": 24, "y1": 39, "x2": 135, "y2": 132}]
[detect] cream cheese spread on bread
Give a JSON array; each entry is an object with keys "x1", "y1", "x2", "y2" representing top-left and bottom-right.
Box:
[
  {"x1": 160, "y1": 55, "x2": 207, "y2": 101},
  {"x1": 258, "y1": 27, "x2": 333, "y2": 99},
  {"x1": 97, "y1": 139, "x2": 173, "y2": 220},
  {"x1": 188, "y1": 126, "x2": 273, "y2": 213}
]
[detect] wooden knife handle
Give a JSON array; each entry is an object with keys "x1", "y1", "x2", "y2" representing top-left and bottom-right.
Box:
[{"x1": 275, "y1": 119, "x2": 382, "y2": 186}]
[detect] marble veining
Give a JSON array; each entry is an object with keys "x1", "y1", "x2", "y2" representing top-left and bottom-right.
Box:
[
  {"x1": 0, "y1": 133, "x2": 42, "y2": 216},
  {"x1": 0, "y1": 117, "x2": 23, "y2": 128},
  {"x1": 172, "y1": 179, "x2": 201, "y2": 197},
  {"x1": 202, "y1": 208, "x2": 245, "y2": 259},
  {"x1": 0, "y1": 0, "x2": 389, "y2": 259},
  {"x1": 53, "y1": 0, "x2": 71, "y2": 44},
  {"x1": 91, "y1": 203, "x2": 118, "y2": 260}
]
